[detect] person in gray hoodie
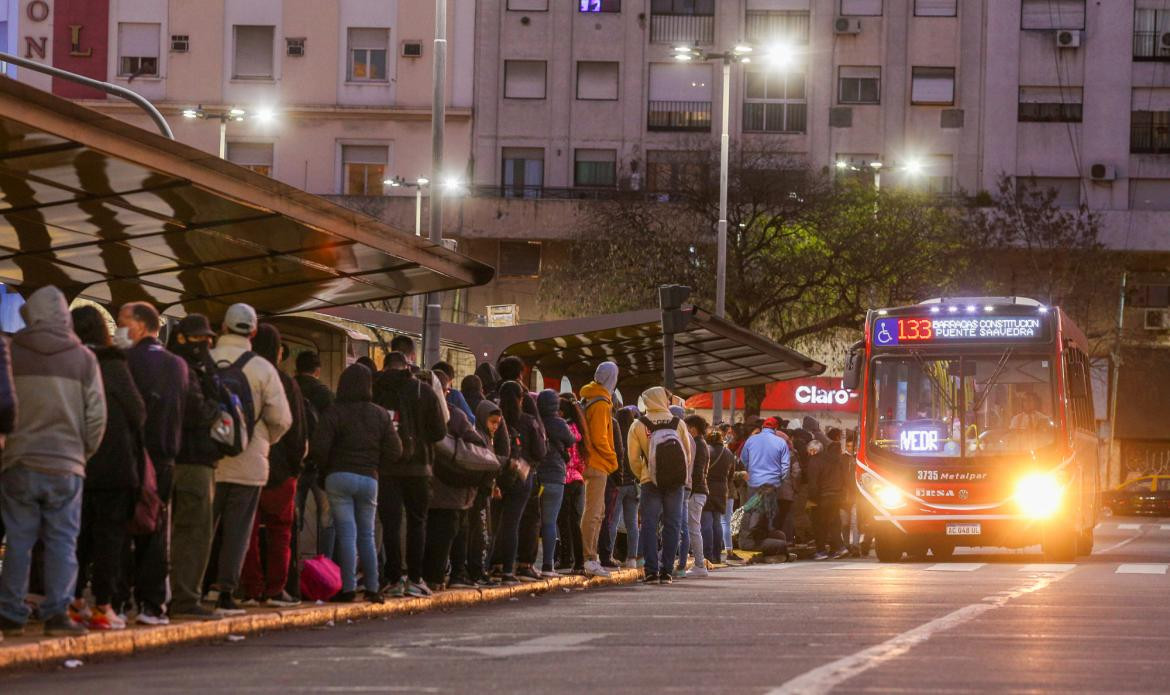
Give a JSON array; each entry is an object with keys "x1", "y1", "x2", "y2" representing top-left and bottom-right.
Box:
[{"x1": 0, "y1": 286, "x2": 105, "y2": 638}]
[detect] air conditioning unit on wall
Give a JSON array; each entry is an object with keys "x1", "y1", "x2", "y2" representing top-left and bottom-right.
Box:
[
  {"x1": 834, "y1": 17, "x2": 862, "y2": 35},
  {"x1": 1089, "y1": 163, "x2": 1116, "y2": 182},
  {"x1": 1056, "y1": 30, "x2": 1081, "y2": 48}
]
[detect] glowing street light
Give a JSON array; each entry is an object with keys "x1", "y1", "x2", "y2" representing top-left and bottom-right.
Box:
[{"x1": 181, "y1": 105, "x2": 277, "y2": 157}]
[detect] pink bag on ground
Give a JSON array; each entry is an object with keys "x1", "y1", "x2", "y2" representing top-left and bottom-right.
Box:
[{"x1": 300, "y1": 555, "x2": 342, "y2": 602}]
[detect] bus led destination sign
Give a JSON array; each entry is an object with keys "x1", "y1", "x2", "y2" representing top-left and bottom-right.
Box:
[{"x1": 873, "y1": 316, "x2": 1047, "y2": 346}]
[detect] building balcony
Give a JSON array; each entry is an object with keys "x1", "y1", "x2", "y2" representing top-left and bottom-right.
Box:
[
  {"x1": 647, "y1": 100, "x2": 712, "y2": 132},
  {"x1": 650, "y1": 13, "x2": 715, "y2": 44}
]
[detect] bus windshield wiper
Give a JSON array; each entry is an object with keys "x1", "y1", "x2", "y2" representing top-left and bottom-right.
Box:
[
  {"x1": 972, "y1": 348, "x2": 1013, "y2": 414},
  {"x1": 910, "y1": 349, "x2": 955, "y2": 413}
]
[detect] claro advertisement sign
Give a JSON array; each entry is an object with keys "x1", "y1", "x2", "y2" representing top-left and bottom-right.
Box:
[{"x1": 686, "y1": 377, "x2": 860, "y2": 413}]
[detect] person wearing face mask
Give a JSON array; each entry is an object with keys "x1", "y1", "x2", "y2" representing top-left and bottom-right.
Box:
[
  {"x1": 166, "y1": 314, "x2": 225, "y2": 621},
  {"x1": 118, "y1": 301, "x2": 190, "y2": 626}
]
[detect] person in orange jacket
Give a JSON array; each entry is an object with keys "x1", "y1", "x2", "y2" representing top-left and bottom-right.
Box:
[{"x1": 577, "y1": 361, "x2": 619, "y2": 577}]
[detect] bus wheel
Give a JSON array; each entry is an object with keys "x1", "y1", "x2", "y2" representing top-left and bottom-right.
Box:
[
  {"x1": 1042, "y1": 525, "x2": 1077, "y2": 562},
  {"x1": 875, "y1": 533, "x2": 903, "y2": 563},
  {"x1": 930, "y1": 542, "x2": 956, "y2": 560},
  {"x1": 1077, "y1": 527, "x2": 1095, "y2": 556}
]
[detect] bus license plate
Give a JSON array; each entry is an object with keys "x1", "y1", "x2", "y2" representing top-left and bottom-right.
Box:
[{"x1": 946, "y1": 523, "x2": 981, "y2": 536}]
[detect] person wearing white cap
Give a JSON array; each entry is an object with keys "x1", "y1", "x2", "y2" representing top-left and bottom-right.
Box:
[{"x1": 206, "y1": 303, "x2": 291, "y2": 615}]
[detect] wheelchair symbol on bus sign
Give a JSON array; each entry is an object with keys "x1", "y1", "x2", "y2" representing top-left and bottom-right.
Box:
[{"x1": 877, "y1": 324, "x2": 895, "y2": 345}]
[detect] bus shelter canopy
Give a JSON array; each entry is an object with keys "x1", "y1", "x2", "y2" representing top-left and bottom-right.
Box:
[
  {"x1": 0, "y1": 77, "x2": 493, "y2": 318},
  {"x1": 322, "y1": 305, "x2": 825, "y2": 398}
]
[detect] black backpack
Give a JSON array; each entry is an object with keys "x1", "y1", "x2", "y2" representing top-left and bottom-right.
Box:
[
  {"x1": 384, "y1": 379, "x2": 421, "y2": 466},
  {"x1": 641, "y1": 416, "x2": 689, "y2": 489},
  {"x1": 209, "y1": 352, "x2": 257, "y2": 457}
]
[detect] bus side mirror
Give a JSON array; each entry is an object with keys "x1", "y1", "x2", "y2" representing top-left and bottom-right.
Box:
[{"x1": 842, "y1": 341, "x2": 864, "y2": 391}]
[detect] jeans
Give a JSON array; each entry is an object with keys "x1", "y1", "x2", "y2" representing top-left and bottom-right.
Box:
[
  {"x1": 75, "y1": 488, "x2": 134, "y2": 607},
  {"x1": 0, "y1": 467, "x2": 83, "y2": 623},
  {"x1": 607, "y1": 484, "x2": 639, "y2": 561},
  {"x1": 678, "y1": 493, "x2": 707, "y2": 570},
  {"x1": 639, "y1": 483, "x2": 686, "y2": 577},
  {"x1": 423, "y1": 508, "x2": 462, "y2": 587},
  {"x1": 722, "y1": 498, "x2": 734, "y2": 551},
  {"x1": 489, "y1": 472, "x2": 532, "y2": 575},
  {"x1": 171, "y1": 464, "x2": 215, "y2": 612},
  {"x1": 581, "y1": 466, "x2": 608, "y2": 562},
  {"x1": 212, "y1": 482, "x2": 261, "y2": 593},
  {"x1": 380, "y1": 475, "x2": 431, "y2": 584},
  {"x1": 241, "y1": 477, "x2": 297, "y2": 599},
  {"x1": 701, "y1": 510, "x2": 720, "y2": 563},
  {"x1": 539, "y1": 483, "x2": 565, "y2": 571},
  {"x1": 557, "y1": 480, "x2": 585, "y2": 569},
  {"x1": 325, "y1": 472, "x2": 379, "y2": 594}
]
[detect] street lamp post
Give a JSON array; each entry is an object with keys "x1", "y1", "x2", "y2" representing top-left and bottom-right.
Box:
[
  {"x1": 422, "y1": 0, "x2": 448, "y2": 369},
  {"x1": 182, "y1": 105, "x2": 276, "y2": 158},
  {"x1": 385, "y1": 175, "x2": 431, "y2": 316}
]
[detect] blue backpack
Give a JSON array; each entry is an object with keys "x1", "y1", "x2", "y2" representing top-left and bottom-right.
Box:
[{"x1": 210, "y1": 352, "x2": 257, "y2": 457}]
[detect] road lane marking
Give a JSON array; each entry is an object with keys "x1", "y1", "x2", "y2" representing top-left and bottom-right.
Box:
[
  {"x1": 1115, "y1": 564, "x2": 1169, "y2": 575},
  {"x1": 1019, "y1": 564, "x2": 1076, "y2": 572},
  {"x1": 1118, "y1": 523, "x2": 1143, "y2": 530},
  {"x1": 447, "y1": 633, "x2": 606, "y2": 657},
  {"x1": 766, "y1": 571, "x2": 1071, "y2": 695},
  {"x1": 924, "y1": 563, "x2": 985, "y2": 572},
  {"x1": 1097, "y1": 532, "x2": 1143, "y2": 554},
  {"x1": 1161, "y1": 524, "x2": 1170, "y2": 531}
]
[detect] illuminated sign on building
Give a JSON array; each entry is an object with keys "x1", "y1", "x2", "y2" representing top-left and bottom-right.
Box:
[{"x1": 873, "y1": 315, "x2": 1047, "y2": 346}]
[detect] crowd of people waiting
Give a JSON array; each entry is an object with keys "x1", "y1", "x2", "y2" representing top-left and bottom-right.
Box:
[{"x1": 0, "y1": 285, "x2": 861, "y2": 639}]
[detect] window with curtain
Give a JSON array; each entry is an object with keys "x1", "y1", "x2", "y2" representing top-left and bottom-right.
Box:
[
  {"x1": 577, "y1": 61, "x2": 619, "y2": 100},
  {"x1": 1131, "y1": 110, "x2": 1170, "y2": 154},
  {"x1": 233, "y1": 25, "x2": 275, "y2": 79},
  {"x1": 1018, "y1": 86, "x2": 1083, "y2": 122},
  {"x1": 348, "y1": 28, "x2": 389, "y2": 81},
  {"x1": 504, "y1": 60, "x2": 547, "y2": 99},
  {"x1": 341, "y1": 144, "x2": 388, "y2": 195},
  {"x1": 226, "y1": 142, "x2": 274, "y2": 177},
  {"x1": 1135, "y1": 8, "x2": 1170, "y2": 59},
  {"x1": 502, "y1": 147, "x2": 545, "y2": 197},
  {"x1": 838, "y1": 66, "x2": 880, "y2": 104},
  {"x1": 840, "y1": 0, "x2": 882, "y2": 16},
  {"x1": 651, "y1": 0, "x2": 716, "y2": 15},
  {"x1": 118, "y1": 23, "x2": 160, "y2": 77},
  {"x1": 745, "y1": 11, "x2": 810, "y2": 44},
  {"x1": 1021, "y1": 0, "x2": 1084, "y2": 30},
  {"x1": 574, "y1": 149, "x2": 617, "y2": 187},
  {"x1": 911, "y1": 67, "x2": 955, "y2": 105},
  {"x1": 915, "y1": 0, "x2": 956, "y2": 16}
]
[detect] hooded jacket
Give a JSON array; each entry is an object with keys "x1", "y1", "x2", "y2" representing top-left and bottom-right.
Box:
[
  {"x1": 626, "y1": 386, "x2": 693, "y2": 488},
  {"x1": 85, "y1": 346, "x2": 146, "y2": 489},
  {"x1": 536, "y1": 389, "x2": 575, "y2": 485},
  {"x1": 310, "y1": 364, "x2": 401, "y2": 480},
  {"x1": 475, "y1": 399, "x2": 511, "y2": 459},
  {"x1": 209, "y1": 333, "x2": 292, "y2": 486},
  {"x1": 474, "y1": 362, "x2": 501, "y2": 403},
  {"x1": 461, "y1": 375, "x2": 485, "y2": 415},
  {"x1": 808, "y1": 440, "x2": 850, "y2": 499},
  {"x1": 254, "y1": 327, "x2": 306, "y2": 487},
  {"x1": 579, "y1": 361, "x2": 619, "y2": 475},
  {"x1": 3, "y1": 286, "x2": 105, "y2": 477},
  {"x1": 373, "y1": 367, "x2": 447, "y2": 477},
  {"x1": 430, "y1": 405, "x2": 484, "y2": 511},
  {"x1": 703, "y1": 444, "x2": 736, "y2": 514}
]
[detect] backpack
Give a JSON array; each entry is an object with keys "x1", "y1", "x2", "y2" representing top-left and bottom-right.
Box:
[
  {"x1": 210, "y1": 352, "x2": 256, "y2": 457},
  {"x1": 640, "y1": 416, "x2": 689, "y2": 489},
  {"x1": 385, "y1": 379, "x2": 422, "y2": 466}
]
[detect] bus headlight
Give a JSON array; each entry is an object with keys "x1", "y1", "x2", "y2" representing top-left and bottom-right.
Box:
[
  {"x1": 1015, "y1": 473, "x2": 1063, "y2": 519},
  {"x1": 861, "y1": 472, "x2": 906, "y2": 509}
]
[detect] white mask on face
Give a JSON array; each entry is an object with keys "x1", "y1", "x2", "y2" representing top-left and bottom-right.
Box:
[{"x1": 113, "y1": 326, "x2": 134, "y2": 349}]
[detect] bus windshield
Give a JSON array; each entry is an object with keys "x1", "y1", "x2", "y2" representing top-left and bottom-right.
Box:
[{"x1": 869, "y1": 353, "x2": 1055, "y2": 460}]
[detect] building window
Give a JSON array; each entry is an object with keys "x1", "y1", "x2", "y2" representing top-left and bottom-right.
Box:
[
  {"x1": 650, "y1": 0, "x2": 715, "y2": 44},
  {"x1": 499, "y1": 241, "x2": 542, "y2": 277},
  {"x1": 838, "y1": 66, "x2": 880, "y2": 105},
  {"x1": 577, "y1": 61, "x2": 619, "y2": 100},
  {"x1": 504, "y1": 60, "x2": 547, "y2": 99},
  {"x1": 574, "y1": 149, "x2": 617, "y2": 187},
  {"x1": 745, "y1": 11, "x2": 810, "y2": 45},
  {"x1": 341, "y1": 144, "x2": 388, "y2": 195},
  {"x1": 347, "y1": 28, "x2": 389, "y2": 81},
  {"x1": 1018, "y1": 177, "x2": 1081, "y2": 208},
  {"x1": 227, "y1": 142, "x2": 274, "y2": 177},
  {"x1": 1134, "y1": 9, "x2": 1170, "y2": 60},
  {"x1": 912, "y1": 155, "x2": 953, "y2": 194},
  {"x1": 911, "y1": 67, "x2": 955, "y2": 105},
  {"x1": 1018, "y1": 86, "x2": 1083, "y2": 122},
  {"x1": 233, "y1": 25, "x2": 275, "y2": 80},
  {"x1": 118, "y1": 23, "x2": 160, "y2": 77},
  {"x1": 646, "y1": 150, "x2": 708, "y2": 193},
  {"x1": 1132, "y1": 111, "x2": 1170, "y2": 154},
  {"x1": 915, "y1": 0, "x2": 956, "y2": 16},
  {"x1": 507, "y1": 0, "x2": 548, "y2": 10},
  {"x1": 743, "y1": 67, "x2": 807, "y2": 133},
  {"x1": 579, "y1": 0, "x2": 621, "y2": 11},
  {"x1": 502, "y1": 147, "x2": 544, "y2": 198},
  {"x1": 1021, "y1": 0, "x2": 1084, "y2": 30},
  {"x1": 840, "y1": 0, "x2": 882, "y2": 16},
  {"x1": 648, "y1": 62, "x2": 713, "y2": 131}
]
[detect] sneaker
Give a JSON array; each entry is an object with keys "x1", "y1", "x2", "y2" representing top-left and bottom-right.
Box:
[
  {"x1": 266, "y1": 591, "x2": 302, "y2": 608},
  {"x1": 600, "y1": 557, "x2": 620, "y2": 569},
  {"x1": 87, "y1": 607, "x2": 126, "y2": 631},
  {"x1": 657, "y1": 572, "x2": 673, "y2": 585},
  {"x1": 623, "y1": 558, "x2": 639, "y2": 569},
  {"x1": 214, "y1": 593, "x2": 246, "y2": 617},
  {"x1": 170, "y1": 604, "x2": 222, "y2": 621},
  {"x1": 405, "y1": 580, "x2": 433, "y2": 598},
  {"x1": 539, "y1": 568, "x2": 563, "y2": 579},
  {"x1": 497, "y1": 574, "x2": 521, "y2": 586},
  {"x1": 202, "y1": 589, "x2": 221, "y2": 604},
  {"x1": 44, "y1": 613, "x2": 87, "y2": 637},
  {"x1": 831, "y1": 547, "x2": 852, "y2": 560},
  {"x1": 68, "y1": 601, "x2": 92, "y2": 625},
  {"x1": 686, "y1": 564, "x2": 709, "y2": 578},
  {"x1": 672, "y1": 567, "x2": 687, "y2": 580},
  {"x1": 384, "y1": 579, "x2": 407, "y2": 598},
  {"x1": 364, "y1": 591, "x2": 385, "y2": 605},
  {"x1": 475, "y1": 577, "x2": 501, "y2": 588},
  {"x1": 583, "y1": 560, "x2": 611, "y2": 578},
  {"x1": 515, "y1": 566, "x2": 542, "y2": 583},
  {"x1": 447, "y1": 575, "x2": 476, "y2": 589},
  {"x1": 812, "y1": 552, "x2": 831, "y2": 561},
  {"x1": 136, "y1": 605, "x2": 170, "y2": 626},
  {"x1": 0, "y1": 614, "x2": 24, "y2": 637},
  {"x1": 641, "y1": 571, "x2": 660, "y2": 585},
  {"x1": 329, "y1": 591, "x2": 356, "y2": 603},
  {"x1": 239, "y1": 598, "x2": 262, "y2": 607}
]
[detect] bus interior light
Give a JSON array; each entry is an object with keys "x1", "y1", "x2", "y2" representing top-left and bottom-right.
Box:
[
  {"x1": 947, "y1": 306, "x2": 958, "y2": 314},
  {"x1": 1014, "y1": 473, "x2": 1063, "y2": 519},
  {"x1": 930, "y1": 306, "x2": 940, "y2": 314}
]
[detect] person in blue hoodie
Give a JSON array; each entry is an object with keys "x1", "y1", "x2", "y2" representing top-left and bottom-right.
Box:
[{"x1": 536, "y1": 389, "x2": 575, "y2": 577}]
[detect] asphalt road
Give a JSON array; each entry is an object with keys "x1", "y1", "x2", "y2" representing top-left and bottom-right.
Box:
[{"x1": 7, "y1": 516, "x2": 1170, "y2": 694}]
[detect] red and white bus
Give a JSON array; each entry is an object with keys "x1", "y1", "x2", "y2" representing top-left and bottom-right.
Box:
[{"x1": 842, "y1": 297, "x2": 1100, "y2": 562}]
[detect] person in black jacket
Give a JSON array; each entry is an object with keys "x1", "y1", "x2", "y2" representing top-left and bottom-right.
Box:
[
  {"x1": 311, "y1": 363, "x2": 401, "y2": 603},
  {"x1": 241, "y1": 324, "x2": 306, "y2": 606},
  {"x1": 474, "y1": 361, "x2": 500, "y2": 403},
  {"x1": 488, "y1": 380, "x2": 545, "y2": 585},
  {"x1": 606, "y1": 407, "x2": 640, "y2": 568},
  {"x1": 679, "y1": 415, "x2": 712, "y2": 578},
  {"x1": 291, "y1": 349, "x2": 334, "y2": 593},
  {"x1": 514, "y1": 383, "x2": 550, "y2": 582},
  {"x1": 448, "y1": 399, "x2": 508, "y2": 588},
  {"x1": 70, "y1": 306, "x2": 145, "y2": 631},
  {"x1": 373, "y1": 351, "x2": 446, "y2": 598},
  {"x1": 702, "y1": 430, "x2": 736, "y2": 565},
  {"x1": 166, "y1": 314, "x2": 223, "y2": 620},
  {"x1": 809, "y1": 426, "x2": 851, "y2": 560},
  {"x1": 535, "y1": 389, "x2": 574, "y2": 577}
]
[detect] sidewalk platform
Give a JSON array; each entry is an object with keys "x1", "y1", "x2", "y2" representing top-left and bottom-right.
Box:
[{"x1": 0, "y1": 569, "x2": 641, "y2": 673}]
